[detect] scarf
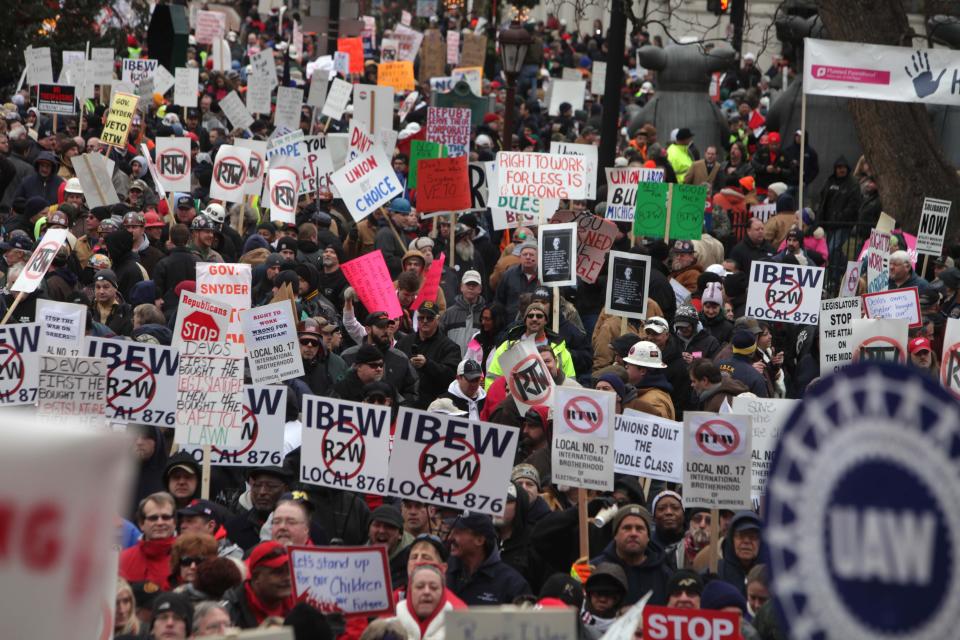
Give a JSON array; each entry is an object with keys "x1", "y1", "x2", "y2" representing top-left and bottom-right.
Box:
[
  {"x1": 684, "y1": 532, "x2": 708, "y2": 566},
  {"x1": 140, "y1": 536, "x2": 175, "y2": 560},
  {"x1": 405, "y1": 589, "x2": 451, "y2": 637},
  {"x1": 244, "y1": 580, "x2": 293, "y2": 625}
]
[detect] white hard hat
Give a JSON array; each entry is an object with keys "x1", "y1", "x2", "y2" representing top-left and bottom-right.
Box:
[
  {"x1": 202, "y1": 203, "x2": 227, "y2": 224},
  {"x1": 64, "y1": 177, "x2": 83, "y2": 194},
  {"x1": 623, "y1": 340, "x2": 668, "y2": 369}
]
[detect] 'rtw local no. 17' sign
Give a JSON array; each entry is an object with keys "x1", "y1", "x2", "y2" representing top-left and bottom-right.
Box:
[
  {"x1": 745, "y1": 260, "x2": 824, "y2": 325},
  {"x1": 683, "y1": 412, "x2": 752, "y2": 510},
  {"x1": 552, "y1": 386, "x2": 616, "y2": 491}
]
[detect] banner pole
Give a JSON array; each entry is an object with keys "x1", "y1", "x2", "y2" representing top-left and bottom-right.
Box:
[
  {"x1": 798, "y1": 91, "x2": 807, "y2": 212},
  {"x1": 707, "y1": 507, "x2": 720, "y2": 574},
  {"x1": 448, "y1": 212, "x2": 456, "y2": 269},
  {"x1": 1, "y1": 292, "x2": 26, "y2": 325},
  {"x1": 578, "y1": 488, "x2": 589, "y2": 559},
  {"x1": 201, "y1": 444, "x2": 212, "y2": 500}
]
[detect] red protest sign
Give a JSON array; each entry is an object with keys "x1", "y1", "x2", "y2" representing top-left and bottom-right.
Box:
[
  {"x1": 551, "y1": 209, "x2": 617, "y2": 284},
  {"x1": 340, "y1": 250, "x2": 403, "y2": 319},
  {"x1": 411, "y1": 252, "x2": 446, "y2": 311},
  {"x1": 416, "y1": 156, "x2": 471, "y2": 213},
  {"x1": 337, "y1": 38, "x2": 365, "y2": 74},
  {"x1": 642, "y1": 606, "x2": 742, "y2": 640}
]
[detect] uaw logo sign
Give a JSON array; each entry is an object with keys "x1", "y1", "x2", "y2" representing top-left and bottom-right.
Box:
[{"x1": 766, "y1": 361, "x2": 960, "y2": 640}]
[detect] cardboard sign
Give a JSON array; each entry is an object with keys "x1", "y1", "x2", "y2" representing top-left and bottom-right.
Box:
[
  {"x1": 73, "y1": 152, "x2": 119, "y2": 209},
  {"x1": 552, "y1": 386, "x2": 616, "y2": 490},
  {"x1": 86, "y1": 337, "x2": 179, "y2": 424},
  {"x1": 195, "y1": 10, "x2": 227, "y2": 45},
  {"x1": 408, "y1": 140, "x2": 446, "y2": 189},
  {"x1": 426, "y1": 107, "x2": 471, "y2": 157},
  {"x1": 0, "y1": 324, "x2": 40, "y2": 406},
  {"x1": 36, "y1": 84, "x2": 76, "y2": 115},
  {"x1": 387, "y1": 407, "x2": 518, "y2": 516},
  {"x1": 749, "y1": 203, "x2": 777, "y2": 223},
  {"x1": 614, "y1": 410, "x2": 683, "y2": 483},
  {"x1": 548, "y1": 79, "x2": 586, "y2": 115},
  {"x1": 419, "y1": 30, "x2": 446, "y2": 83},
  {"x1": 301, "y1": 396, "x2": 392, "y2": 493},
  {"x1": 862, "y1": 287, "x2": 922, "y2": 328},
  {"x1": 37, "y1": 356, "x2": 107, "y2": 428},
  {"x1": 337, "y1": 38, "x2": 365, "y2": 74},
  {"x1": 940, "y1": 317, "x2": 960, "y2": 399},
  {"x1": 745, "y1": 260, "x2": 825, "y2": 325},
  {"x1": 196, "y1": 262, "x2": 251, "y2": 348},
  {"x1": 550, "y1": 210, "x2": 617, "y2": 284},
  {"x1": 340, "y1": 250, "x2": 404, "y2": 319},
  {"x1": 174, "y1": 67, "x2": 199, "y2": 107},
  {"x1": 819, "y1": 297, "x2": 863, "y2": 374},
  {"x1": 417, "y1": 156, "x2": 471, "y2": 213},
  {"x1": 155, "y1": 137, "x2": 192, "y2": 193},
  {"x1": 839, "y1": 260, "x2": 861, "y2": 298},
  {"x1": 550, "y1": 141, "x2": 598, "y2": 200},
  {"x1": 642, "y1": 606, "x2": 741, "y2": 640},
  {"x1": 591, "y1": 61, "x2": 607, "y2": 95},
  {"x1": 352, "y1": 85, "x2": 394, "y2": 135},
  {"x1": 866, "y1": 228, "x2": 891, "y2": 293},
  {"x1": 606, "y1": 251, "x2": 652, "y2": 320},
  {"x1": 266, "y1": 166, "x2": 300, "y2": 224},
  {"x1": 731, "y1": 397, "x2": 799, "y2": 506},
  {"x1": 307, "y1": 70, "x2": 330, "y2": 108},
  {"x1": 447, "y1": 608, "x2": 577, "y2": 640},
  {"x1": 209, "y1": 144, "x2": 251, "y2": 203},
  {"x1": 683, "y1": 412, "x2": 752, "y2": 509},
  {"x1": 538, "y1": 222, "x2": 577, "y2": 287},
  {"x1": 274, "y1": 86, "x2": 304, "y2": 130},
  {"x1": 850, "y1": 318, "x2": 908, "y2": 364},
  {"x1": 330, "y1": 149, "x2": 402, "y2": 222},
  {"x1": 460, "y1": 33, "x2": 487, "y2": 68},
  {"x1": 916, "y1": 197, "x2": 951, "y2": 256},
  {"x1": 377, "y1": 61, "x2": 415, "y2": 91},
  {"x1": 498, "y1": 340, "x2": 555, "y2": 413},
  {"x1": 219, "y1": 90, "x2": 254, "y2": 131},
  {"x1": 240, "y1": 302, "x2": 304, "y2": 385},
  {"x1": 10, "y1": 230, "x2": 67, "y2": 294},
  {"x1": 101, "y1": 91, "x2": 138, "y2": 148},
  {"x1": 246, "y1": 73, "x2": 273, "y2": 115},
  {"x1": 290, "y1": 546, "x2": 393, "y2": 615},
  {"x1": 35, "y1": 300, "x2": 85, "y2": 357},
  {"x1": 496, "y1": 152, "x2": 588, "y2": 201}
]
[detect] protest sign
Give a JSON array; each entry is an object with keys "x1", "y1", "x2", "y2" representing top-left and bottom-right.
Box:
[
  {"x1": 36, "y1": 84, "x2": 75, "y2": 115},
  {"x1": 447, "y1": 30, "x2": 460, "y2": 65},
  {"x1": 377, "y1": 61, "x2": 415, "y2": 91},
  {"x1": 486, "y1": 159, "x2": 543, "y2": 229},
  {"x1": 451, "y1": 66, "x2": 482, "y2": 95},
  {"x1": 398, "y1": 90, "x2": 419, "y2": 122},
  {"x1": 408, "y1": 140, "x2": 446, "y2": 189},
  {"x1": 683, "y1": 412, "x2": 752, "y2": 509},
  {"x1": 862, "y1": 287, "x2": 921, "y2": 328},
  {"x1": 303, "y1": 136, "x2": 335, "y2": 198},
  {"x1": 387, "y1": 407, "x2": 518, "y2": 516},
  {"x1": 340, "y1": 251, "x2": 404, "y2": 319},
  {"x1": 562, "y1": 68, "x2": 582, "y2": 80},
  {"x1": 731, "y1": 396, "x2": 799, "y2": 506},
  {"x1": 548, "y1": 80, "x2": 586, "y2": 115},
  {"x1": 468, "y1": 161, "x2": 489, "y2": 210},
  {"x1": 550, "y1": 210, "x2": 617, "y2": 284},
  {"x1": 301, "y1": 396, "x2": 392, "y2": 493},
  {"x1": 89, "y1": 47, "x2": 114, "y2": 84},
  {"x1": 10, "y1": 229, "x2": 68, "y2": 295},
  {"x1": 916, "y1": 197, "x2": 951, "y2": 256},
  {"x1": 307, "y1": 69, "x2": 330, "y2": 108},
  {"x1": 121, "y1": 58, "x2": 158, "y2": 86},
  {"x1": 591, "y1": 61, "x2": 607, "y2": 95},
  {"x1": 497, "y1": 340, "x2": 555, "y2": 413},
  {"x1": 274, "y1": 86, "x2": 304, "y2": 130},
  {"x1": 35, "y1": 299, "x2": 85, "y2": 357},
  {"x1": 240, "y1": 302, "x2": 303, "y2": 384},
  {"x1": 745, "y1": 261, "x2": 824, "y2": 325},
  {"x1": 219, "y1": 90, "x2": 254, "y2": 131},
  {"x1": 749, "y1": 203, "x2": 777, "y2": 223},
  {"x1": 195, "y1": 10, "x2": 227, "y2": 45},
  {"x1": 290, "y1": 546, "x2": 393, "y2": 615},
  {"x1": 174, "y1": 67, "x2": 199, "y2": 107},
  {"x1": 550, "y1": 141, "x2": 598, "y2": 200},
  {"x1": 419, "y1": 30, "x2": 446, "y2": 83},
  {"x1": 394, "y1": 25, "x2": 424, "y2": 62},
  {"x1": 614, "y1": 410, "x2": 683, "y2": 483},
  {"x1": 417, "y1": 156, "x2": 471, "y2": 213},
  {"x1": 172, "y1": 290, "x2": 232, "y2": 351},
  {"x1": 196, "y1": 262, "x2": 251, "y2": 348},
  {"x1": 348, "y1": 120, "x2": 375, "y2": 161},
  {"x1": 330, "y1": 149, "x2": 402, "y2": 222},
  {"x1": 337, "y1": 37, "x2": 365, "y2": 74},
  {"x1": 669, "y1": 184, "x2": 707, "y2": 240},
  {"x1": 850, "y1": 318, "x2": 907, "y2": 363},
  {"x1": 0, "y1": 414, "x2": 130, "y2": 640},
  {"x1": 152, "y1": 63, "x2": 175, "y2": 97},
  {"x1": 352, "y1": 85, "x2": 394, "y2": 134},
  {"x1": 552, "y1": 386, "x2": 616, "y2": 490},
  {"x1": 37, "y1": 356, "x2": 107, "y2": 427},
  {"x1": 941, "y1": 318, "x2": 960, "y2": 399},
  {"x1": 246, "y1": 73, "x2": 273, "y2": 115},
  {"x1": 0, "y1": 323, "x2": 40, "y2": 406},
  {"x1": 866, "y1": 228, "x2": 891, "y2": 293},
  {"x1": 235, "y1": 139, "x2": 268, "y2": 196},
  {"x1": 538, "y1": 223, "x2": 577, "y2": 287},
  {"x1": 204, "y1": 630, "x2": 292, "y2": 640},
  {"x1": 411, "y1": 252, "x2": 446, "y2": 311},
  {"x1": 426, "y1": 107, "x2": 472, "y2": 157},
  {"x1": 606, "y1": 251, "x2": 652, "y2": 320},
  {"x1": 86, "y1": 337, "x2": 179, "y2": 424},
  {"x1": 209, "y1": 144, "x2": 251, "y2": 203},
  {"x1": 497, "y1": 152, "x2": 588, "y2": 200},
  {"x1": 642, "y1": 606, "x2": 741, "y2": 640},
  {"x1": 633, "y1": 181, "x2": 669, "y2": 237},
  {"x1": 267, "y1": 166, "x2": 300, "y2": 224},
  {"x1": 839, "y1": 261, "x2": 861, "y2": 297},
  {"x1": 447, "y1": 608, "x2": 577, "y2": 640},
  {"x1": 417, "y1": 0, "x2": 438, "y2": 17},
  {"x1": 460, "y1": 33, "x2": 487, "y2": 68},
  {"x1": 101, "y1": 91, "x2": 138, "y2": 148},
  {"x1": 334, "y1": 51, "x2": 350, "y2": 76},
  {"x1": 25, "y1": 46, "x2": 54, "y2": 84},
  {"x1": 74, "y1": 152, "x2": 119, "y2": 208},
  {"x1": 604, "y1": 167, "x2": 664, "y2": 222},
  {"x1": 819, "y1": 297, "x2": 863, "y2": 374},
  {"x1": 156, "y1": 137, "x2": 192, "y2": 193}
]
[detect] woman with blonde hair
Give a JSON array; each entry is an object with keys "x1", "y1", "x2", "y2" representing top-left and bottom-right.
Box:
[{"x1": 115, "y1": 578, "x2": 140, "y2": 637}]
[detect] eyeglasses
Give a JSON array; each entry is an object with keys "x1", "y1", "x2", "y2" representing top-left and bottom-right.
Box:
[
  {"x1": 180, "y1": 556, "x2": 205, "y2": 567},
  {"x1": 526, "y1": 313, "x2": 545, "y2": 319},
  {"x1": 364, "y1": 361, "x2": 385, "y2": 369},
  {"x1": 251, "y1": 481, "x2": 285, "y2": 491},
  {"x1": 144, "y1": 513, "x2": 175, "y2": 522},
  {"x1": 419, "y1": 315, "x2": 437, "y2": 323},
  {"x1": 300, "y1": 339, "x2": 320, "y2": 347}
]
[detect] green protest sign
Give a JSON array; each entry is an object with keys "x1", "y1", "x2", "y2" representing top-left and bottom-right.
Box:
[
  {"x1": 633, "y1": 181, "x2": 668, "y2": 238},
  {"x1": 668, "y1": 184, "x2": 707, "y2": 240},
  {"x1": 408, "y1": 139, "x2": 446, "y2": 188}
]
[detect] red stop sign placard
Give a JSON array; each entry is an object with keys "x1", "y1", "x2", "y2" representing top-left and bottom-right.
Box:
[{"x1": 181, "y1": 311, "x2": 221, "y2": 342}]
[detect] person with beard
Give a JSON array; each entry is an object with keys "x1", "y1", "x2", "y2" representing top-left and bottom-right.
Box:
[
  {"x1": 224, "y1": 467, "x2": 293, "y2": 552},
  {"x1": 452, "y1": 223, "x2": 487, "y2": 291},
  {"x1": 376, "y1": 198, "x2": 418, "y2": 278},
  {"x1": 446, "y1": 513, "x2": 531, "y2": 605},
  {"x1": 650, "y1": 491, "x2": 685, "y2": 568},
  {"x1": 396, "y1": 301, "x2": 461, "y2": 409},
  {"x1": 486, "y1": 301, "x2": 576, "y2": 391},
  {"x1": 341, "y1": 313, "x2": 419, "y2": 405},
  {"x1": 120, "y1": 492, "x2": 178, "y2": 589},
  {"x1": 580, "y1": 563, "x2": 628, "y2": 639},
  {"x1": 333, "y1": 343, "x2": 390, "y2": 402},
  {"x1": 513, "y1": 406, "x2": 552, "y2": 485},
  {"x1": 318, "y1": 245, "x2": 348, "y2": 306},
  {"x1": 297, "y1": 319, "x2": 347, "y2": 396},
  {"x1": 589, "y1": 504, "x2": 672, "y2": 605},
  {"x1": 670, "y1": 510, "x2": 713, "y2": 570}
]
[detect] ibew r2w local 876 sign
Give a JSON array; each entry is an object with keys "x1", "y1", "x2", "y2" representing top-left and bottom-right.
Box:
[{"x1": 745, "y1": 261, "x2": 825, "y2": 325}]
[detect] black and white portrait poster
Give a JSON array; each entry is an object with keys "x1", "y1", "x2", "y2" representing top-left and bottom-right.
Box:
[
  {"x1": 605, "y1": 250, "x2": 652, "y2": 320},
  {"x1": 538, "y1": 222, "x2": 577, "y2": 287}
]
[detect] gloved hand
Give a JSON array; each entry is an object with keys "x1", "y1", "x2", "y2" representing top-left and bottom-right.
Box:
[{"x1": 570, "y1": 556, "x2": 593, "y2": 583}]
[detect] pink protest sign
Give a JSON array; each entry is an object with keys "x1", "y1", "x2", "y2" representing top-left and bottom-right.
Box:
[
  {"x1": 411, "y1": 252, "x2": 446, "y2": 311},
  {"x1": 341, "y1": 250, "x2": 404, "y2": 319}
]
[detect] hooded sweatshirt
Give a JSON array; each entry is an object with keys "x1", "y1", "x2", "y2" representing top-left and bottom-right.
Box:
[{"x1": 441, "y1": 378, "x2": 486, "y2": 420}]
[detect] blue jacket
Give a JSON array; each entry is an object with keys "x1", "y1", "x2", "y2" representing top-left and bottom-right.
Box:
[
  {"x1": 717, "y1": 353, "x2": 769, "y2": 397},
  {"x1": 590, "y1": 540, "x2": 673, "y2": 605},
  {"x1": 446, "y1": 547, "x2": 532, "y2": 605},
  {"x1": 494, "y1": 264, "x2": 542, "y2": 319}
]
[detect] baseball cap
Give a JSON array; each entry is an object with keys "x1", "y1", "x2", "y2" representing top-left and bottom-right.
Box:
[
  {"x1": 451, "y1": 513, "x2": 497, "y2": 541},
  {"x1": 247, "y1": 541, "x2": 290, "y2": 572},
  {"x1": 462, "y1": 270, "x2": 482, "y2": 285},
  {"x1": 643, "y1": 317, "x2": 669, "y2": 335},
  {"x1": 364, "y1": 311, "x2": 391, "y2": 327},
  {"x1": 370, "y1": 504, "x2": 403, "y2": 530},
  {"x1": 176, "y1": 195, "x2": 194, "y2": 209},
  {"x1": 418, "y1": 300, "x2": 440, "y2": 318},
  {"x1": 0, "y1": 235, "x2": 35, "y2": 252},
  {"x1": 177, "y1": 499, "x2": 218, "y2": 523},
  {"x1": 909, "y1": 336, "x2": 932, "y2": 354},
  {"x1": 671, "y1": 240, "x2": 695, "y2": 254},
  {"x1": 667, "y1": 569, "x2": 704, "y2": 596},
  {"x1": 457, "y1": 359, "x2": 483, "y2": 380}
]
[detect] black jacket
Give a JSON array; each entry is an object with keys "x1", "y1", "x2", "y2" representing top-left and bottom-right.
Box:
[
  {"x1": 446, "y1": 546, "x2": 532, "y2": 605},
  {"x1": 153, "y1": 247, "x2": 199, "y2": 308},
  {"x1": 104, "y1": 229, "x2": 145, "y2": 301},
  {"x1": 818, "y1": 156, "x2": 861, "y2": 224},
  {"x1": 396, "y1": 329, "x2": 466, "y2": 408},
  {"x1": 729, "y1": 236, "x2": 775, "y2": 273},
  {"x1": 717, "y1": 353, "x2": 770, "y2": 397},
  {"x1": 700, "y1": 312, "x2": 734, "y2": 344},
  {"x1": 222, "y1": 583, "x2": 260, "y2": 629},
  {"x1": 590, "y1": 540, "x2": 673, "y2": 606},
  {"x1": 340, "y1": 344, "x2": 419, "y2": 406}
]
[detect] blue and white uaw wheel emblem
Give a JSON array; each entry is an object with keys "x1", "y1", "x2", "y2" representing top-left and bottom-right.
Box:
[{"x1": 765, "y1": 361, "x2": 960, "y2": 640}]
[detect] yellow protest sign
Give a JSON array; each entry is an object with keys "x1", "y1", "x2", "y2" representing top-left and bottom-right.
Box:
[
  {"x1": 101, "y1": 92, "x2": 138, "y2": 148},
  {"x1": 378, "y1": 61, "x2": 416, "y2": 92}
]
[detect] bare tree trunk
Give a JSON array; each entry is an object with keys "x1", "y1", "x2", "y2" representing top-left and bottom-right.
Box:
[{"x1": 817, "y1": 0, "x2": 960, "y2": 242}]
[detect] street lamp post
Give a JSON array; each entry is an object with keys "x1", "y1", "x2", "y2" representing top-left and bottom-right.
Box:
[{"x1": 498, "y1": 20, "x2": 531, "y2": 151}]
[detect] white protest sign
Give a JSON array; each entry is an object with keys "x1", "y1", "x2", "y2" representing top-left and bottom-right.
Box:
[
  {"x1": 151, "y1": 64, "x2": 175, "y2": 96},
  {"x1": 307, "y1": 69, "x2": 330, "y2": 107},
  {"x1": 850, "y1": 318, "x2": 908, "y2": 364},
  {"x1": 745, "y1": 260, "x2": 825, "y2": 325},
  {"x1": 266, "y1": 166, "x2": 300, "y2": 224},
  {"x1": 210, "y1": 38, "x2": 232, "y2": 72},
  {"x1": 550, "y1": 141, "x2": 598, "y2": 200},
  {"x1": 333, "y1": 51, "x2": 350, "y2": 76},
  {"x1": 219, "y1": 90, "x2": 254, "y2": 131},
  {"x1": 322, "y1": 77, "x2": 353, "y2": 120},
  {"x1": 25, "y1": 47, "x2": 54, "y2": 85},
  {"x1": 604, "y1": 168, "x2": 664, "y2": 222},
  {"x1": 240, "y1": 302, "x2": 303, "y2": 384},
  {"x1": 561, "y1": 68, "x2": 582, "y2": 81},
  {"x1": 245, "y1": 73, "x2": 273, "y2": 115},
  {"x1": 352, "y1": 84, "x2": 394, "y2": 133},
  {"x1": 818, "y1": 297, "x2": 863, "y2": 374},
  {"x1": 347, "y1": 120, "x2": 376, "y2": 161},
  {"x1": 301, "y1": 396, "x2": 393, "y2": 493},
  {"x1": 155, "y1": 137, "x2": 192, "y2": 193},
  {"x1": 330, "y1": 149, "x2": 403, "y2": 222},
  {"x1": 0, "y1": 323, "x2": 40, "y2": 406},
  {"x1": 210, "y1": 144, "x2": 251, "y2": 203},
  {"x1": 487, "y1": 161, "x2": 540, "y2": 229},
  {"x1": 538, "y1": 222, "x2": 577, "y2": 287},
  {"x1": 249, "y1": 49, "x2": 279, "y2": 88},
  {"x1": 11, "y1": 229, "x2": 68, "y2": 294},
  {"x1": 86, "y1": 337, "x2": 179, "y2": 425},
  {"x1": 387, "y1": 407, "x2": 519, "y2": 516},
  {"x1": 0, "y1": 415, "x2": 131, "y2": 640},
  {"x1": 174, "y1": 67, "x2": 199, "y2": 107},
  {"x1": 916, "y1": 197, "x2": 951, "y2": 256},
  {"x1": 749, "y1": 203, "x2": 777, "y2": 223},
  {"x1": 121, "y1": 58, "x2": 158, "y2": 86},
  {"x1": 393, "y1": 24, "x2": 424, "y2": 62},
  {"x1": 301, "y1": 135, "x2": 333, "y2": 197},
  {"x1": 940, "y1": 317, "x2": 960, "y2": 399},
  {"x1": 196, "y1": 262, "x2": 252, "y2": 349},
  {"x1": 548, "y1": 79, "x2": 586, "y2": 115},
  {"x1": 731, "y1": 396, "x2": 799, "y2": 506},
  {"x1": 37, "y1": 356, "x2": 107, "y2": 428},
  {"x1": 35, "y1": 299, "x2": 86, "y2": 357},
  {"x1": 195, "y1": 10, "x2": 227, "y2": 45},
  {"x1": 497, "y1": 151, "x2": 589, "y2": 201},
  {"x1": 614, "y1": 410, "x2": 682, "y2": 483},
  {"x1": 552, "y1": 386, "x2": 615, "y2": 491},
  {"x1": 839, "y1": 260, "x2": 861, "y2": 297},
  {"x1": 290, "y1": 546, "x2": 394, "y2": 615},
  {"x1": 591, "y1": 61, "x2": 607, "y2": 95},
  {"x1": 866, "y1": 228, "x2": 891, "y2": 293},
  {"x1": 447, "y1": 30, "x2": 460, "y2": 65},
  {"x1": 426, "y1": 107, "x2": 471, "y2": 157},
  {"x1": 89, "y1": 48, "x2": 115, "y2": 84},
  {"x1": 430, "y1": 76, "x2": 455, "y2": 93},
  {"x1": 447, "y1": 608, "x2": 578, "y2": 640},
  {"x1": 274, "y1": 86, "x2": 304, "y2": 130},
  {"x1": 497, "y1": 340, "x2": 555, "y2": 413},
  {"x1": 60, "y1": 50, "x2": 85, "y2": 85},
  {"x1": 235, "y1": 138, "x2": 268, "y2": 197},
  {"x1": 862, "y1": 287, "x2": 921, "y2": 328},
  {"x1": 683, "y1": 412, "x2": 752, "y2": 509}
]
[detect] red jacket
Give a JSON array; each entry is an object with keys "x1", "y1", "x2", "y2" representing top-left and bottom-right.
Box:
[{"x1": 119, "y1": 537, "x2": 174, "y2": 590}]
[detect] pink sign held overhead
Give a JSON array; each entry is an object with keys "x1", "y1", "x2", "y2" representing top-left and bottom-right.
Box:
[
  {"x1": 411, "y1": 252, "x2": 446, "y2": 311},
  {"x1": 340, "y1": 250, "x2": 403, "y2": 319}
]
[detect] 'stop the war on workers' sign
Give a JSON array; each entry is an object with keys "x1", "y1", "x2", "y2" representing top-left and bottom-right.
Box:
[
  {"x1": 496, "y1": 152, "x2": 588, "y2": 201},
  {"x1": 916, "y1": 197, "x2": 951, "y2": 256},
  {"x1": 11, "y1": 229, "x2": 68, "y2": 294},
  {"x1": 683, "y1": 412, "x2": 752, "y2": 510},
  {"x1": 745, "y1": 260, "x2": 825, "y2": 325}
]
